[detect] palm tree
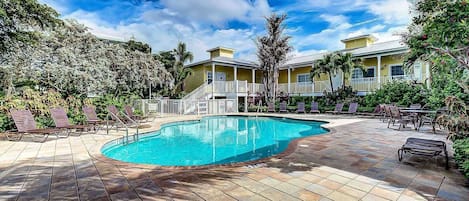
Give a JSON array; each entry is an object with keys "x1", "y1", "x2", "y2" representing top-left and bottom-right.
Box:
[
  {"x1": 311, "y1": 53, "x2": 339, "y2": 92},
  {"x1": 171, "y1": 42, "x2": 193, "y2": 97},
  {"x1": 334, "y1": 52, "x2": 355, "y2": 89}
]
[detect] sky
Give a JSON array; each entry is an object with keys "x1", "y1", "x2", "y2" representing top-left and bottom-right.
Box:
[{"x1": 38, "y1": 0, "x2": 412, "y2": 62}]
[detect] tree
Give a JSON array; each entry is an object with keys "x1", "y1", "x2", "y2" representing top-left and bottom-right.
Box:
[
  {"x1": 1, "y1": 19, "x2": 173, "y2": 98},
  {"x1": 171, "y1": 42, "x2": 194, "y2": 97},
  {"x1": 256, "y1": 13, "x2": 293, "y2": 103},
  {"x1": 402, "y1": 0, "x2": 468, "y2": 141},
  {"x1": 311, "y1": 52, "x2": 339, "y2": 93},
  {"x1": 124, "y1": 39, "x2": 152, "y2": 54},
  {"x1": 0, "y1": 0, "x2": 60, "y2": 53},
  {"x1": 335, "y1": 52, "x2": 361, "y2": 89},
  {"x1": 403, "y1": 0, "x2": 469, "y2": 93}
]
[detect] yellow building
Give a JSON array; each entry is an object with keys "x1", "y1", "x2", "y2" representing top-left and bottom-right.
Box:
[{"x1": 183, "y1": 35, "x2": 430, "y2": 99}]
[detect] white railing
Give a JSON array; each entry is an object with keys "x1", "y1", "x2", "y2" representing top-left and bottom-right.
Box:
[
  {"x1": 350, "y1": 77, "x2": 379, "y2": 92},
  {"x1": 140, "y1": 99, "x2": 238, "y2": 115},
  {"x1": 248, "y1": 83, "x2": 265, "y2": 94},
  {"x1": 278, "y1": 83, "x2": 288, "y2": 93},
  {"x1": 313, "y1": 80, "x2": 332, "y2": 93},
  {"x1": 351, "y1": 75, "x2": 416, "y2": 92}
]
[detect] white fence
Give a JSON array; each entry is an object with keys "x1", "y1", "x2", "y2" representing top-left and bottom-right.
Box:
[{"x1": 140, "y1": 99, "x2": 239, "y2": 116}]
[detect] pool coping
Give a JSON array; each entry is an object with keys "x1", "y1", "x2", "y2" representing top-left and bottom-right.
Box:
[{"x1": 92, "y1": 114, "x2": 334, "y2": 170}]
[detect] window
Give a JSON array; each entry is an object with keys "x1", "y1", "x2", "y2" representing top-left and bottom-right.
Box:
[
  {"x1": 365, "y1": 67, "x2": 375, "y2": 78},
  {"x1": 351, "y1": 68, "x2": 363, "y2": 79},
  {"x1": 391, "y1": 65, "x2": 405, "y2": 76},
  {"x1": 413, "y1": 63, "x2": 422, "y2": 80},
  {"x1": 207, "y1": 72, "x2": 213, "y2": 84},
  {"x1": 297, "y1": 74, "x2": 310, "y2": 84}
]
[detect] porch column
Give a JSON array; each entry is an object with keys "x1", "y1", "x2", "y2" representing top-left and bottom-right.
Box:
[
  {"x1": 377, "y1": 55, "x2": 381, "y2": 88},
  {"x1": 234, "y1": 66, "x2": 238, "y2": 93},
  {"x1": 287, "y1": 66, "x2": 291, "y2": 94},
  {"x1": 251, "y1": 69, "x2": 256, "y2": 94},
  {"x1": 311, "y1": 64, "x2": 315, "y2": 95},
  {"x1": 212, "y1": 63, "x2": 215, "y2": 100},
  {"x1": 425, "y1": 62, "x2": 430, "y2": 88}
]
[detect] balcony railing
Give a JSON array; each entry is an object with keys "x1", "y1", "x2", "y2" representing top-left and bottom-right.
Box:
[{"x1": 350, "y1": 75, "x2": 416, "y2": 92}]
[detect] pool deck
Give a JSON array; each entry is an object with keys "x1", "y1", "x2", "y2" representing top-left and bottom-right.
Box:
[{"x1": 0, "y1": 114, "x2": 468, "y2": 201}]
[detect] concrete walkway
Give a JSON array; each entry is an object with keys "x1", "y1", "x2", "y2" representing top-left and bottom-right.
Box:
[{"x1": 0, "y1": 114, "x2": 467, "y2": 201}]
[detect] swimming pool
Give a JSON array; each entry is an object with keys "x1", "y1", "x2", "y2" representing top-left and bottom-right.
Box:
[{"x1": 101, "y1": 116, "x2": 328, "y2": 166}]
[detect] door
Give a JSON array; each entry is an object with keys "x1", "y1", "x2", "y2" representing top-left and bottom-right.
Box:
[
  {"x1": 331, "y1": 70, "x2": 343, "y2": 90},
  {"x1": 215, "y1": 72, "x2": 226, "y2": 81}
]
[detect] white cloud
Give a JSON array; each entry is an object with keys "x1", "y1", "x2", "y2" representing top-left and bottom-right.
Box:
[
  {"x1": 368, "y1": 0, "x2": 411, "y2": 25},
  {"x1": 63, "y1": 8, "x2": 258, "y2": 62}
]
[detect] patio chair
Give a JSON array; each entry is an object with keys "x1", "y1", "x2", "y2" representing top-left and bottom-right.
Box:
[
  {"x1": 387, "y1": 106, "x2": 415, "y2": 130},
  {"x1": 267, "y1": 102, "x2": 275, "y2": 112},
  {"x1": 50, "y1": 107, "x2": 91, "y2": 135},
  {"x1": 418, "y1": 107, "x2": 447, "y2": 133},
  {"x1": 279, "y1": 101, "x2": 288, "y2": 113},
  {"x1": 296, "y1": 102, "x2": 306, "y2": 113},
  {"x1": 340, "y1": 103, "x2": 358, "y2": 114},
  {"x1": 8, "y1": 109, "x2": 65, "y2": 142},
  {"x1": 398, "y1": 137, "x2": 448, "y2": 169},
  {"x1": 310, "y1": 102, "x2": 320, "y2": 113},
  {"x1": 325, "y1": 103, "x2": 344, "y2": 114},
  {"x1": 82, "y1": 106, "x2": 106, "y2": 133}
]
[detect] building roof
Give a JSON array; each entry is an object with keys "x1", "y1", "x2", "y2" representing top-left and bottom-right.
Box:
[
  {"x1": 206, "y1": 46, "x2": 235, "y2": 52},
  {"x1": 340, "y1": 34, "x2": 377, "y2": 43},
  {"x1": 185, "y1": 56, "x2": 258, "y2": 69},
  {"x1": 185, "y1": 40, "x2": 408, "y2": 69},
  {"x1": 282, "y1": 52, "x2": 329, "y2": 69},
  {"x1": 346, "y1": 40, "x2": 408, "y2": 57}
]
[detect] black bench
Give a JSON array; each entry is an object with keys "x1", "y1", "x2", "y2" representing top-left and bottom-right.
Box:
[{"x1": 398, "y1": 137, "x2": 448, "y2": 169}]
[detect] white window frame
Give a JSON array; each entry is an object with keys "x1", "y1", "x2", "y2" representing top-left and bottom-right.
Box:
[
  {"x1": 351, "y1": 68, "x2": 363, "y2": 79},
  {"x1": 413, "y1": 62, "x2": 422, "y2": 80},
  {"x1": 296, "y1": 73, "x2": 311, "y2": 85},
  {"x1": 389, "y1": 63, "x2": 405, "y2": 77}
]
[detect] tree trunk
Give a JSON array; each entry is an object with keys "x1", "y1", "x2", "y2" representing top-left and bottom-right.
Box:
[{"x1": 329, "y1": 73, "x2": 334, "y2": 93}]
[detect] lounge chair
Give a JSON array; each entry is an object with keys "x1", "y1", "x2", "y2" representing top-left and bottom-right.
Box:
[
  {"x1": 8, "y1": 109, "x2": 65, "y2": 142},
  {"x1": 82, "y1": 106, "x2": 106, "y2": 133},
  {"x1": 398, "y1": 137, "x2": 448, "y2": 169},
  {"x1": 387, "y1": 106, "x2": 415, "y2": 130},
  {"x1": 108, "y1": 105, "x2": 138, "y2": 127},
  {"x1": 279, "y1": 101, "x2": 288, "y2": 113},
  {"x1": 310, "y1": 102, "x2": 320, "y2": 113},
  {"x1": 296, "y1": 102, "x2": 306, "y2": 113},
  {"x1": 340, "y1": 103, "x2": 358, "y2": 114},
  {"x1": 50, "y1": 107, "x2": 91, "y2": 135},
  {"x1": 267, "y1": 102, "x2": 275, "y2": 112},
  {"x1": 124, "y1": 105, "x2": 146, "y2": 122},
  {"x1": 325, "y1": 103, "x2": 344, "y2": 114}
]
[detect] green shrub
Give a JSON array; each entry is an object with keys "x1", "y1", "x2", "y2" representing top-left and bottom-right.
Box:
[
  {"x1": 364, "y1": 81, "x2": 429, "y2": 108},
  {"x1": 453, "y1": 138, "x2": 469, "y2": 178}
]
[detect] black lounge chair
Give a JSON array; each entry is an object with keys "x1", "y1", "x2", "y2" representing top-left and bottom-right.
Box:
[{"x1": 398, "y1": 137, "x2": 448, "y2": 169}]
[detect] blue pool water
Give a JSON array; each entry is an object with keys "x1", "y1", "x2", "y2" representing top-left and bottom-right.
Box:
[{"x1": 102, "y1": 116, "x2": 328, "y2": 166}]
